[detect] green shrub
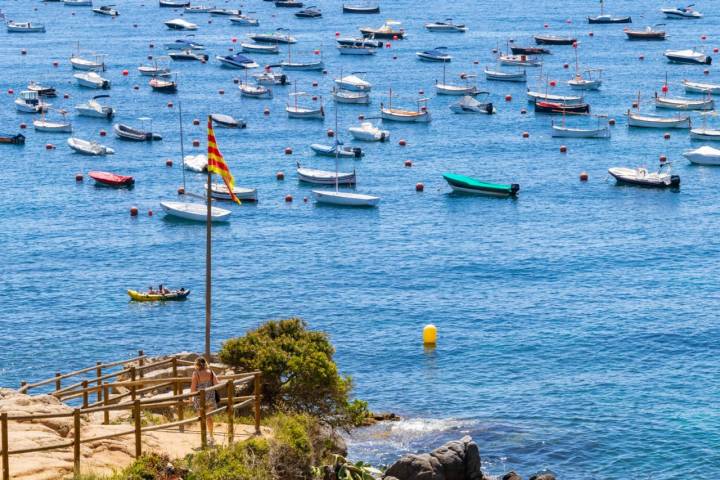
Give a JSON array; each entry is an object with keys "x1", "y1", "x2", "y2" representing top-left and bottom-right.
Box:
[{"x1": 186, "y1": 437, "x2": 271, "y2": 480}]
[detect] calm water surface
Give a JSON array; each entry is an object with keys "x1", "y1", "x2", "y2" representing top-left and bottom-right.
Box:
[{"x1": 1, "y1": 0, "x2": 719, "y2": 477}]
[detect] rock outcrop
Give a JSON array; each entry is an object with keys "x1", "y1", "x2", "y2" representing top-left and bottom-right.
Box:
[{"x1": 384, "y1": 436, "x2": 483, "y2": 480}]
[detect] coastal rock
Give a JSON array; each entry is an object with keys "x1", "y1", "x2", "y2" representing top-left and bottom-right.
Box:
[
  {"x1": 363, "y1": 411, "x2": 401, "y2": 426},
  {"x1": 384, "y1": 436, "x2": 483, "y2": 480},
  {"x1": 501, "y1": 471, "x2": 522, "y2": 480},
  {"x1": 528, "y1": 473, "x2": 555, "y2": 480},
  {"x1": 317, "y1": 423, "x2": 348, "y2": 457}
]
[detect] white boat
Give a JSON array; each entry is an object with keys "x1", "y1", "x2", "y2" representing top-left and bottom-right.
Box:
[
  {"x1": 64, "y1": 0, "x2": 92, "y2": 5},
  {"x1": 627, "y1": 110, "x2": 691, "y2": 128},
  {"x1": 381, "y1": 92, "x2": 431, "y2": 122},
  {"x1": 416, "y1": 47, "x2": 452, "y2": 62},
  {"x1": 337, "y1": 37, "x2": 383, "y2": 48},
  {"x1": 337, "y1": 45, "x2": 376, "y2": 55},
  {"x1": 335, "y1": 73, "x2": 372, "y2": 92},
  {"x1": 185, "y1": 5, "x2": 212, "y2": 13},
  {"x1": 27, "y1": 81, "x2": 56, "y2": 98},
  {"x1": 248, "y1": 32, "x2": 296, "y2": 44},
  {"x1": 608, "y1": 163, "x2": 680, "y2": 188},
  {"x1": 70, "y1": 54, "x2": 106, "y2": 71},
  {"x1": 74, "y1": 72, "x2": 111, "y2": 89},
  {"x1": 312, "y1": 190, "x2": 379, "y2": 206},
  {"x1": 206, "y1": 183, "x2": 257, "y2": 201},
  {"x1": 6, "y1": 21, "x2": 46, "y2": 33},
  {"x1": 15, "y1": 90, "x2": 50, "y2": 113},
  {"x1": 310, "y1": 143, "x2": 363, "y2": 157},
  {"x1": 241, "y1": 42, "x2": 278, "y2": 54},
  {"x1": 67, "y1": 137, "x2": 115, "y2": 155},
  {"x1": 499, "y1": 54, "x2": 542, "y2": 67},
  {"x1": 297, "y1": 164, "x2": 356, "y2": 184},
  {"x1": 216, "y1": 53, "x2": 258, "y2": 69},
  {"x1": 664, "y1": 48, "x2": 711, "y2": 65},
  {"x1": 568, "y1": 69, "x2": 602, "y2": 90},
  {"x1": 240, "y1": 82, "x2": 272, "y2": 99},
  {"x1": 253, "y1": 71, "x2": 290, "y2": 85},
  {"x1": 34, "y1": 115, "x2": 72, "y2": 133},
  {"x1": 551, "y1": 118, "x2": 610, "y2": 138},
  {"x1": 165, "y1": 39, "x2": 205, "y2": 50},
  {"x1": 75, "y1": 95, "x2": 115, "y2": 118},
  {"x1": 281, "y1": 59, "x2": 324, "y2": 71},
  {"x1": 286, "y1": 92, "x2": 324, "y2": 119},
  {"x1": 114, "y1": 121, "x2": 162, "y2": 141},
  {"x1": 485, "y1": 68, "x2": 526, "y2": 82},
  {"x1": 690, "y1": 112, "x2": 720, "y2": 140},
  {"x1": 138, "y1": 60, "x2": 172, "y2": 76},
  {"x1": 682, "y1": 79, "x2": 720, "y2": 94},
  {"x1": 209, "y1": 8, "x2": 241, "y2": 16},
  {"x1": 655, "y1": 94, "x2": 713, "y2": 110},
  {"x1": 527, "y1": 90, "x2": 583, "y2": 103},
  {"x1": 333, "y1": 89, "x2": 370, "y2": 104},
  {"x1": 230, "y1": 15, "x2": 259, "y2": 26},
  {"x1": 449, "y1": 95, "x2": 495, "y2": 114},
  {"x1": 165, "y1": 19, "x2": 198, "y2": 30},
  {"x1": 661, "y1": 5, "x2": 702, "y2": 19},
  {"x1": 161, "y1": 201, "x2": 232, "y2": 222},
  {"x1": 424, "y1": 20, "x2": 466, "y2": 32},
  {"x1": 436, "y1": 79, "x2": 483, "y2": 96},
  {"x1": 683, "y1": 145, "x2": 720, "y2": 165},
  {"x1": 348, "y1": 122, "x2": 389, "y2": 142},
  {"x1": 211, "y1": 113, "x2": 245, "y2": 128},
  {"x1": 184, "y1": 154, "x2": 208, "y2": 172},
  {"x1": 92, "y1": 6, "x2": 119, "y2": 16}
]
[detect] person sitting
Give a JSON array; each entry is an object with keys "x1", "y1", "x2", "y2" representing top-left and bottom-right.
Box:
[{"x1": 147, "y1": 286, "x2": 156, "y2": 295}]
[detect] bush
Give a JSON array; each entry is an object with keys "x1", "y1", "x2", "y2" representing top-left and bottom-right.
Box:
[
  {"x1": 185, "y1": 437, "x2": 271, "y2": 480},
  {"x1": 219, "y1": 318, "x2": 368, "y2": 428}
]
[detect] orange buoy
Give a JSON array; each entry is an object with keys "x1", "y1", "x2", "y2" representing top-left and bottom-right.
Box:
[
  {"x1": 660, "y1": 155, "x2": 668, "y2": 162},
  {"x1": 45, "y1": 143, "x2": 54, "y2": 150},
  {"x1": 178, "y1": 187, "x2": 185, "y2": 195},
  {"x1": 148, "y1": 210, "x2": 153, "y2": 217},
  {"x1": 122, "y1": 69, "x2": 129, "y2": 76},
  {"x1": 193, "y1": 119, "x2": 200, "y2": 125},
  {"x1": 404, "y1": 160, "x2": 412, "y2": 167},
  {"x1": 285, "y1": 194, "x2": 293, "y2": 202},
  {"x1": 522, "y1": 131, "x2": 529, "y2": 138},
  {"x1": 327, "y1": 129, "x2": 334, "y2": 137},
  {"x1": 505, "y1": 94, "x2": 512, "y2": 101},
  {"x1": 415, "y1": 182, "x2": 424, "y2": 192},
  {"x1": 130, "y1": 206, "x2": 139, "y2": 217},
  {"x1": 399, "y1": 139, "x2": 407, "y2": 146},
  {"x1": 276, "y1": 171, "x2": 285, "y2": 180},
  {"x1": 99, "y1": 129, "x2": 107, "y2": 136},
  {"x1": 549, "y1": 80, "x2": 557, "y2": 87},
  {"x1": 192, "y1": 139, "x2": 200, "y2": 147},
  {"x1": 19, "y1": 123, "x2": 26, "y2": 129},
  {"x1": 7, "y1": 89, "x2": 13, "y2": 95},
  {"x1": 166, "y1": 159, "x2": 173, "y2": 167},
  {"x1": 75, "y1": 173, "x2": 83, "y2": 182},
  {"x1": 520, "y1": 108, "x2": 527, "y2": 114},
  {"x1": 608, "y1": 118, "x2": 616, "y2": 126},
  {"x1": 664, "y1": 133, "x2": 670, "y2": 140},
  {"x1": 560, "y1": 145, "x2": 567, "y2": 153},
  {"x1": 579, "y1": 172, "x2": 588, "y2": 181},
  {"x1": 284, "y1": 147, "x2": 293, "y2": 155}
]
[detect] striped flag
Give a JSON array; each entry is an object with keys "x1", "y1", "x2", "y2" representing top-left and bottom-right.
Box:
[{"x1": 207, "y1": 116, "x2": 241, "y2": 204}]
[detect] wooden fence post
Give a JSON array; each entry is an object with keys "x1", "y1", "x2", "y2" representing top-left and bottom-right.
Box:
[
  {"x1": 2, "y1": 412, "x2": 10, "y2": 480},
  {"x1": 254, "y1": 373, "x2": 261, "y2": 435},
  {"x1": 134, "y1": 400, "x2": 142, "y2": 458},
  {"x1": 55, "y1": 372, "x2": 61, "y2": 392},
  {"x1": 178, "y1": 399, "x2": 185, "y2": 433},
  {"x1": 171, "y1": 357, "x2": 179, "y2": 396},
  {"x1": 81, "y1": 381, "x2": 89, "y2": 409},
  {"x1": 96, "y1": 361, "x2": 103, "y2": 403},
  {"x1": 73, "y1": 409, "x2": 81, "y2": 476},
  {"x1": 226, "y1": 381, "x2": 234, "y2": 445},
  {"x1": 103, "y1": 385, "x2": 110, "y2": 425},
  {"x1": 199, "y1": 390, "x2": 207, "y2": 449},
  {"x1": 138, "y1": 350, "x2": 145, "y2": 380}
]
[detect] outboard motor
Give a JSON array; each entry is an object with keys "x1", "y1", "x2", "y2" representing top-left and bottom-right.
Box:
[
  {"x1": 485, "y1": 102, "x2": 495, "y2": 114},
  {"x1": 510, "y1": 184, "x2": 521, "y2": 196},
  {"x1": 670, "y1": 175, "x2": 681, "y2": 188},
  {"x1": 379, "y1": 132, "x2": 387, "y2": 142},
  {"x1": 101, "y1": 80, "x2": 111, "y2": 90},
  {"x1": 279, "y1": 74, "x2": 287, "y2": 85},
  {"x1": 352, "y1": 147, "x2": 363, "y2": 158},
  {"x1": 706, "y1": 57, "x2": 713, "y2": 65}
]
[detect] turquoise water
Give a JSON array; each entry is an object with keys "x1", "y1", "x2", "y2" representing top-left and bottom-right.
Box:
[{"x1": 2, "y1": 0, "x2": 720, "y2": 477}]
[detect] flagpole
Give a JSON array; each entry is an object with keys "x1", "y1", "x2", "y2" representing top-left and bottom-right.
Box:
[{"x1": 205, "y1": 115, "x2": 212, "y2": 362}]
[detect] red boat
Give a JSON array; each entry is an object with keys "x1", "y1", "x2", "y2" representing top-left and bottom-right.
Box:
[
  {"x1": 534, "y1": 101, "x2": 590, "y2": 114},
  {"x1": 88, "y1": 171, "x2": 135, "y2": 187}
]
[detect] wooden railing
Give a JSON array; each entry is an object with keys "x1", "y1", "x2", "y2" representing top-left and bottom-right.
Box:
[{"x1": 2, "y1": 354, "x2": 263, "y2": 480}]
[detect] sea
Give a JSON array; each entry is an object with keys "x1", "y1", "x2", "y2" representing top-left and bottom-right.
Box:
[{"x1": 1, "y1": 0, "x2": 719, "y2": 478}]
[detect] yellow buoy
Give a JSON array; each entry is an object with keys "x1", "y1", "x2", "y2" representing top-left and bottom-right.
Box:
[{"x1": 423, "y1": 324, "x2": 437, "y2": 345}]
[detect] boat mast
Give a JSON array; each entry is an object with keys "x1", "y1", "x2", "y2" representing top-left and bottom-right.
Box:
[
  {"x1": 334, "y1": 105, "x2": 339, "y2": 193},
  {"x1": 179, "y1": 101, "x2": 186, "y2": 191},
  {"x1": 205, "y1": 115, "x2": 212, "y2": 362}
]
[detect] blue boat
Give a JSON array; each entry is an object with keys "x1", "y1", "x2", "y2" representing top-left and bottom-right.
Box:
[
  {"x1": 0, "y1": 133, "x2": 25, "y2": 145},
  {"x1": 310, "y1": 142, "x2": 363, "y2": 158}
]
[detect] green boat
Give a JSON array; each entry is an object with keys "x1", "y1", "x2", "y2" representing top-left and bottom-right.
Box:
[{"x1": 443, "y1": 173, "x2": 519, "y2": 197}]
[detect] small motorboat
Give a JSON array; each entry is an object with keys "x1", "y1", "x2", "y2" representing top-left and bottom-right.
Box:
[
  {"x1": 184, "y1": 154, "x2": 208, "y2": 172},
  {"x1": 138, "y1": 64, "x2": 172, "y2": 76},
  {"x1": 280, "y1": 59, "x2": 325, "y2": 71},
  {"x1": 526, "y1": 90, "x2": 583, "y2": 103},
  {"x1": 127, "y1": 289, "x2": 191, "y2": 302},
  {"x1": 690, "y1": 128, "x2": 720, "y2": 141},
  {"x1": 160, "y1": 201, "x2": 232, "y2": 222},
  {"x1": 417, "y1": 47, "x2": 452, "y2": 62},
  {"x1": 443, "y1": 173, "x2": 519, "y2": 197},
  {"x1": 15, "y1": 90, "x2": 51, "y2": 113},
  {"x1": 295, "y1": 6, "x2": 321, "y2": 17},
  {"x1": 185, "y1": 5, "x2": 213, "y2": 13},
  {"x1": 253, "y1": 71, "x2": 290, "y2": 85},
  {"x1": 337, "y1": 44, "x2": 376, "y2": 55},
  {"x1": 297, "y1": 163, "x2": 356, "y2": 185},
  {"x1": 6, "y1": 21, "x2": 46, "y2": 33},
  {"x1": 664, "y1": 48, "x2": 711, "y2": 65},
  {"x1": 230, "y1": 15, "x2": 259, "y2": 26},
  {"x1": 70, "y1": 54, "x2": 106, "y2": 71},
  {"x1": 342, "y1": 4, "x2": 380, "y2": 13},
  {"x1": 310, "y1": 142, "x2": 364, "y2": 158},
  {"x1": 74, "y1": 72, "x2": 111, "y2": 89},
  {"x1": 551, "y1": 122, "x2": 610, "y2": 138},
  {"x1": 312, "y1": 190, "x2": 379, "y2": 207},
  {"x1": 683, "y1": 145, "x2": 720, "y2": 165},
  {"x1": 436, "y1": 75, "x2": 484, "y2": 96},
  {"x1": 211, "y1": 113, "x2": 245, "y2": 128},
  {"x1": 75, "y1": 95, "x2": 115, "y2": 118},
  {"x1": 348, "y1": 122, "x2": 389, "y2": 142},
  {"x1": 239, "y1": 82, "x2": 273, "y2": 99},
  {"x1": 34, "y1": 116, "x2": 73, "y2": 133},
  {"x1": 0, "y1": 133, "x2": 26, "y2": 145},
  {"x1": 286, "y1": 95, "x2": 325, "y2": 119},
  {"x1": 275, "y1": 0, "x2": 303, "y2": 7},
  {"x1": 425, "y1": 20, "x2": 467, "y2": 32},
  {"x1": 159, "y1": 0, "x2": 191, "y2": 6},
  {"x1": 655, "y1": 93, "x2": 713, "y2": 110},
  {"x1": 335, "y1": 73, "x2": 372, "y2": 91},
  {"x1": 27, "y1": 81, "x2": 56, "y2": 97},
  {"x1": 68, "y1": 137, "x2": 114, "y2": 155},
  {"x1": 165, "y1": 18, "x2": 198, "y2": 30},
  {"x1": 661, "y1": 5, "x2": 702, "y2": 19},
  {"x1": 449, "y1": 95, "x2": 495, "y2": 114},
  {"x1": 511, "y1": 46, "x2": 551, "y2": 55},
  {"x1": 216, "y1": 53, "x2": 258, "y2": 69},
  {"x1": 92, "y1": 5, "x2": 119, "y2": 16},
  {"x1": 608, "y1": 163, "x2": 680, "y2": 188},
  {"x1": 64, "y1": 0, "x2": 93, "y2": 5},
  {"x1": 499, "y1": 54, "x2": 542, "y2": 67},
  {"x1": 337, "y1": 36, "x2": 383, "y2": 48},
  {"x1": 241, "y1": 42, "x2": 278, "y2": 54},
  {"x1": 114, "y1": 122, "x2": 162, "y2": 141},
  {"x1": 165, "y1": 39, "x2": 205, "y2": 50},
  {"x1": 588, "y1": 14, "x2": 631, "y2": 23},
  {"x1": 627, "y1": 110, "x2": 691, "y2": 128},
  {"x1": 332, "y1": 89, "x2": 371, "y2": 104},
  {"x1": 248, "y1": 32, "x2": 296, "y2": 44},
  {"x1": 624, "y1": 26, "x2": 666, "y2": 40},
  {"x1": 360, "y1": 21, "x2": 404, "y2": 39},
  {"x1": 534, "y1": 34, "x2": 577, "y2": 45},
  {"x1": 568, "y1": 69, "x2": 603, "y2": 90},
  {"x1": 381, "y1": 97, "x2": 431, "y2": 122},
  {"x1": 485, "y1": 68, "x2": 527, "y2": 82},
  {"x1": 209, "y1": 8, "x2": 241, "y2": 16},
  {"x1": 169, "y1": 49, "x2": 209, "y2": 61},
  {"x1": 534, "y1": 100, "x2": 590, "y2": 114},
  {"x1": 682, "y1": 79, "x2": 720, "y2": 94},
  {"x1": 150, "y1": 77, "x2": 177, "y2": 92},
  {"x1": 206, "y1": 183, "x2": 257, "y2": 201}
]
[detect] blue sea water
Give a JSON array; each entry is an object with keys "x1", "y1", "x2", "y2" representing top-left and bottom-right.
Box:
[{"x1": 1, "y1": 0, "x2": 720, "y2": 477}]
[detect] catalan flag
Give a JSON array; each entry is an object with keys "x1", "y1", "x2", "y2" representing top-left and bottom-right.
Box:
[{"x1": 207, "y1": 116, "x2": 241, "y2": 204}]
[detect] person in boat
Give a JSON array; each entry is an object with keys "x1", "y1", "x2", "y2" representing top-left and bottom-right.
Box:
[
  {"x1": 158, "y1": 284, "x2": 170, "y2": 295},
  {"x1": 190, "y1": 357, "x2": 220, "y2": 445},
  {"x1": 147, "y1": 286, "x2": 157, "y2": 295}
]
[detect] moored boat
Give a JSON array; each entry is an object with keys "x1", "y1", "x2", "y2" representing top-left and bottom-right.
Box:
[
  {"x1": 449, "y1": 95, "x2": 495, "y2": 114},
  {"x1": 425, "y1": 20, "x2": 467, "y2": 32},
  {"x1": 348, "y1": 122, "x2": 389, "y2": 141},
  {"x1": 683, "y1": 145, "x2": 720, "y2": 165},
  {"x1": 15, "y1": 90, "x2": 51, "y2": 113},
  {"x1": 682, "y1": 79, "x2": 720, "y2": 94},
  {"x1": 89, "y1": 171, "x2": 133, "y2": 187},
  {"x1": 661, "y1": 5, "x2": 702, "y2": 19},
  {"x1": 655, "y1": 93, "x2": 713, "y2": 110},
  {"x1": 624, "y1": 26, "x2": 666, "y2": 40},
  {"x1": 360, "y1": 20, "x2": 404, "y2": 39},
  {"x1": 169, "y1": 49, "x2": 208, "y2": 61},
  {"x1": 297, "y1": 163, "x2": 356, "y2": 184},
  {"x1": 150, "y1": 77, "x2": 178, "y2": 93},
  {"x1": 608, "y1": 163, "x2": 680, "y2": 188},
  {"x1": 332, "y1": 89, "x2": 371, "y2": 104},
  {"x1": 310, "y1": 142, "x2": 363, "y2": 157},
  {"x1": 664, "y1": 48, "x2": 711, "y2": 65},
  {"x1": 216, "y1": 53, "x2": 258, "y2": 69},
  {"x1": 534, "y1": 100, "x2": 590, "y2": 114},
  {"x1": 127, "y1": 289, "x2": 190, "y2": 301},
  {"x1": 510, "y1": 46, "x2": 550, "y2": 55},
  {"x1": 75, "y1": 95, "x2": 115, "y2": 118},
  {"x1": 27, "y1": 81, "x2": 57, "y2": 97},
  {"x1": 443, "y1": 173, "x2": 519, "y2": 197},
  {"x1": 114, "y1": 122, "x2": 162, "y2": 141},
  {"x1": 534, "y1": 34, "x2": 576, "y2": 45},
  {"x1": 312, "y1": 190, "x2": 379, "y2": 207},
  {"x1": 206, "y1": 183, "x2": 258, "y2": 201},
  {"x1": 230, "y1": 15, "x2": 259, "y2": 26},
  {"x1": 417, "y1": 47, "x2": 452, "y2": 62},
  {"x1": 248, "y1": 32, "x2": 296, "y2": 44},
  {"x1": 485, "y1": 68, "x2": 527, "y2": 82},
  {"x1": 627, "y1": 110, "x2": 691, "y2": 128},
  {"x1": 241, "y1": 42, "x2": 278, "y2": 54},
  {"x1": 68, "y1": 137, "x2": 114, "y2": 155},
  {"x1": 165, "y1": 18, "x2": 198, "y2": 30},
  {"x1": 0, "y1": 133, "x2": 26, "y2": 145},
  {"x1": 6, "y1": 21, "x2": 46, "y2": 33},
  {"x1": 160, "y1": 201, "x2": 231, "y2": 222},
  {"x1": 211, "y1": 113, "x2": 246, "y2": 128},
  {"x1": 499, "y1": 54, "x2": 542, "y2": 67},
  {"x1": 286, "y1": 92, "x2": 324, "y2": 119},
  {"x1": 92, "y1": 5, "x2": 119, "y2": 16},
  {"x1": 74, "y1": 72, "x2": 111, "y2": 89},
  {"x1": 342, "y1": 4, "x2": 380, "y2": 14}
]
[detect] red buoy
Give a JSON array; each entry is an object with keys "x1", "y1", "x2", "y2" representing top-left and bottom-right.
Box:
[
  {"x1": 358, "y1": 115, "x2": 365, "y2": 121},
  {"x1": 284, "y1": 147, "x2": 293, "y2": 155},
  {"x1": 505, "y1": 94, "x2": 512, "y2": 101},
  {"x1": 704, "y1": 69, "x2": 710, "y2": 75},
  {"x1": 192, "y1": 139, "x2": 200, "y2": 147},
  {"x1": 404, "y1": 160, "x2": 412, "y2": 167},
  {"x1": 276, "y1": 171, "x2": 285, "y2": 180},
  {"x1": 701, "y1": 35, "x2": 707, "y2": 41},
  {"x1": 335, "y1": 32, "x2": 340, "y2": 37},
  {"x1": 608, "y1": 118, "x2": 616, "y2": 126},
  {"x1": 386, "y1": 43, "x2": 391, "y2": 49},
  {"x1": 392, "y1": 35, "x2": 398, "y2": 40},
  {"x1": 45, "y1": 143, "x2": 54, "y2": 150},
  {"x1": 7, "y1": 89, "x2": 13, "y2": 95},
  {"x1": 178, "y1": 187, "x2": 185, "y2": 195},
  {"x1": 313, "y1": 50, "x2": 320, "y2": 55},
  {"x1": 130, "y1": 206, "x2": 139, "y2": 217},
  {"x1": 639, "y1": 55, "x2": 644, "y2": 60},
  {"x1": 148, "y1": 210, "x2": 153, "y2": 217},
  {"x1": 661, "y1": 84, "x2": 669, "y2": 93},
  {"x1": 660, "y1": 155, "x2": 668, "y2": 163},
  {"x1": 53, "y1": 61, "x2": 59, "y2": 67},
  {"x1": 122, "y1": 69, "x2": 129, "y2": 76},
  {"x1": 579, "y1": 172, "x2": 588, "y2": 182},
  {"x1": 715, "y1": 47, "x2": 719, "y2": 54},
  {"x1": 166, "y1": 159, "x2": 173, "y2": 167},
  {"x1": 544, "y1": 23, "x2": 549, "y2": 28},
  {"x1": 520, "y1": 108, "x2": 527, "y2": 114},
  {"x1": 167, "y1": 101, "x2": 174, "y2": 108},
  {"x1": 263, "y1": 107, "x2": 270, "y2": 115},
  {"x1": 19, "y1": 123, "x2": 26, "y2": 129},
  {"x1": 664, "y1": 133, "x2": 670, "y2": 140},
  {"x1": 399, "y1": 139, "x2": 407, "y2": 146},
  {"x1": 231, "y1": 37, "x2": 237, "y2": 43},
  {"x1": 415, "y1": 182, "x2": 424, "y2": 192},
  {"x1": 99, "y1": 129, "x2": 107, "y2": 136},
  {"x1": 549, "y1": 80, "x2": 557, "y2": 87},
  {"x1": 327, "y1": 129, "x2": 334, "y2": 137},
  {"x1": 75, "y1": 173, "x2": 83, "y2": 182},
  {"x1": 522, "y1": 131, "x2": 529, "y2": 138},
  {"x1": 193, "y1": 119, "x2": 200, "y2": 125},
  {"x1": 285, "y1": 194, "x2": 293, "y2": 203},
  {"x1": 560, "y1": 145, "x2": 567, "y2": 153},
  {"x1": 588, "y1": 32, "x2": 594, "y2": 37}
]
